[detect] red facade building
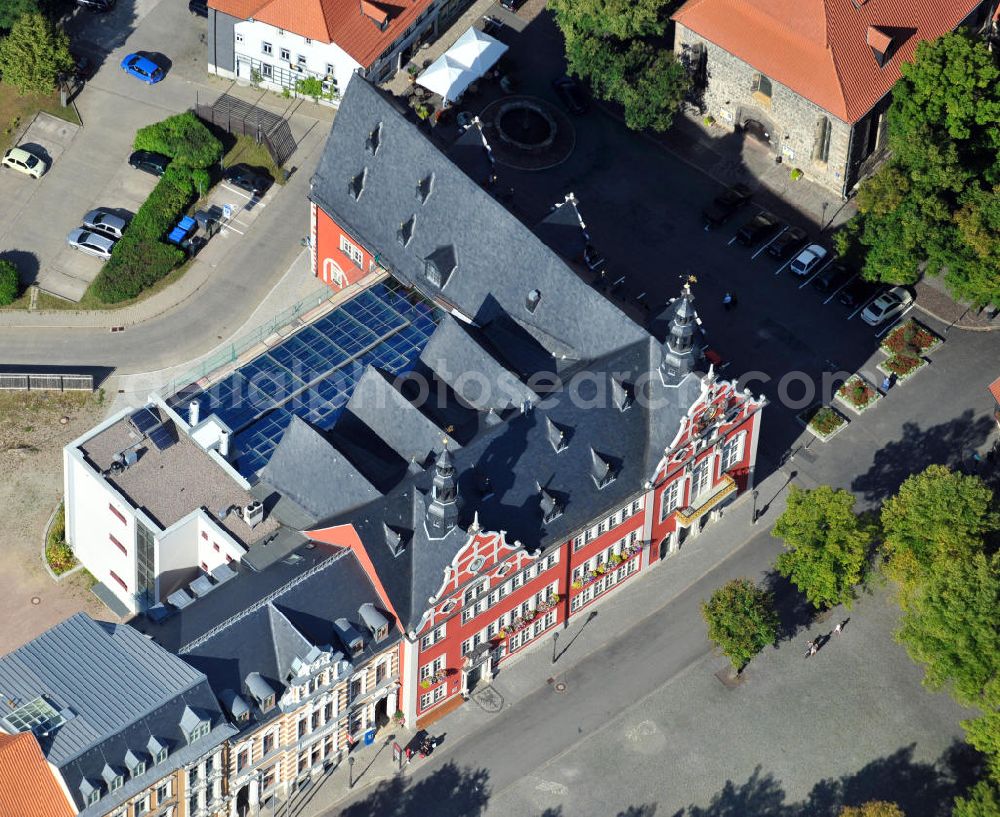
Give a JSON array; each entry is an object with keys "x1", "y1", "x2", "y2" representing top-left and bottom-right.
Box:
[{"x1": 301, "y1": 77, "x2": 766, "y2": 727}]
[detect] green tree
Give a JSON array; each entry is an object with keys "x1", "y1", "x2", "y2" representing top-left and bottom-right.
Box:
[
  {"x1": 962, "y1": 679, "x2": 1000, "y2": 783},
  {"x1": 880, "y1": 465, "x2": 996, "y2": 598},
  {"x1": 0, "y1": 259, "x2": 19, "y2": 305},
  {"x1": 772, "y1": 486, "x2": 874, "y2": 609},
  {"x1": 133, "y1": 111, "x2": 223, "y2": 169},
  {"x1": 701, "y1": 578, "x2": 778, "y2": 671},
  {"x1": 295, "y1": 75, "x2": 323, "y2": 102},
  {"x1": 896, "y1": 551, "x2": 1000, "y2": 706},
  {"x1": 840, "y1": 803, "x2": 905, "y2": 817},
  {"x1": 953, "y1": 781, "x2": 1000, "y2": 817},
  {"x1": 0, "y1": 11, "x2": 72, "y2": 94},
  {"x1": 0, "y1": 0, "x2": 38, "y2": 32},
  {"x1": 847, "y1": 32, "x2": 1000, "y2": 307},
  {"x1": 551, "y1": 0, "x2": 689, "y2": 133}
]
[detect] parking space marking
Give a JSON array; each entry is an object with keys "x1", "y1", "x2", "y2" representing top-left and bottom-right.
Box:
[
  {"x1": 875, "y1": 304, "x2": 916, "y2": 338},
  {"x1": 221, "y1": 222, "x2": 245, "y2": 236},
  {"x1": 798, "y1": 257, "x2": 833, "y2": 289},
  {"x1": 221, "y1": 183, "x2": 254, "y2": 200},
  {"x1": 774, "y1": 255, "x2": 796, "y2": 276},
  {"x1": 752, "y1": 226, "x2": 787, "y2": 260},
  {"x1": 727, "y1": 234, "x2": 738, "y2": 246},
  {"x1": 823, "y1": 273, "x2": 858, "y2": 305},
  {"x1": 848, "y1": 289, "x2": 884, "y2": 321}
]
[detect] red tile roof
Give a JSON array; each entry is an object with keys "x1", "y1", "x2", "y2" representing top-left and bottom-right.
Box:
[
  {"x1": 0, "y1": 733, "x2": 75, "y2": 817},
  {"x1": 672, "y1": 0, "x2": 982, "y2": 122},
  {"x1": 989, "y1": 376, "x2": 1000, "y2": 405},
  {"x1": 209, "y1": 0, "x2": 433, "y2": 68}
]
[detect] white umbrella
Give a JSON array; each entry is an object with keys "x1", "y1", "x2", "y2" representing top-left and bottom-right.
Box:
[
  {"x1": 416, "y1": 54, "x2": 474, "y2": 104},
  {"x1": 447, "y1": 27, "x2": 508, "y2": 76}
]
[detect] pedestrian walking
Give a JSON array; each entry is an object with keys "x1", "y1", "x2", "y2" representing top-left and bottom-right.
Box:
[
  {"x1": 723, "y1": 291, "x2": 736, "y2": 311},
  {"x1": 804, "y1": 639, "x2": 816, "y2": 658},
  {"x1": 809, "y1": 642, "x2": 819, "y2": 657},
  {"x1": 881, "y1": 375, "x2": 891, "y2": 392},
  {"x1": 833, "y1": 622, "x2": 843, "y2": 636}
]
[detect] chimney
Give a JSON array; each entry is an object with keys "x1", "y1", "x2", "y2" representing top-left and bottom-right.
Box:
[
  {"x1": 218, "y1": 430, "x2": 230, "y2": 459},
  {"x1": 188, "y1": 399, "x2": 200, "y2": 427}
]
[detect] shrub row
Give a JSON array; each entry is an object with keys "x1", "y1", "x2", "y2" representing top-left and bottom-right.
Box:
[
  {"x1": 91, "y1": 113, "x2": 223, "y2": 304},
  {"x1": 90, "y1": 164, "x2": 193, "y2": 302}
]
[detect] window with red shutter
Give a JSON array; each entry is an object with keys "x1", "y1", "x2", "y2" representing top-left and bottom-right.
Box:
[
  {"x1": 110, "y1": 570, "x2": 128, "y2": 591},
  {"x1": 109, "y1": 533, "x2": 127, "y2": 556}
]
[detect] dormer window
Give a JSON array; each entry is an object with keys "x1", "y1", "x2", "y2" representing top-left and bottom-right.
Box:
[
  {"x1": 416, "y1": 173, "x2": 434, "y2": 204},
  {"x1": 110, "y1": 775, "x2": 124, "y2": 792},
  {"x1": 125, "y1": 750, "x2": 146, "y2": 779},
  {"x1": 540, "y1": 488, "x2": 563, "y2": 524},
  {"x1": 359, "y1": 603, "x2": 390, "y2": 643},
  {"x1": 87, "y1": 790, "x2": 100, "y2": 806},
  {"x1": 591, "y1": 448, "x2": 617, "y2": 489},
  {"x1": 525, "y1": 289, "x2": 541, "y2": 313}
]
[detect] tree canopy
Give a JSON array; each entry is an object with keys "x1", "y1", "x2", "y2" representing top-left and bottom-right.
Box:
[
  {"x1": 962, "y1": 679, "x2": 1000, "y2": 784},
  {"x1": 551, "y1": 0, "x2": 689, "y2": 133},
  {"x1": 701, "y1": 578, "x2": 778, "y2": 671},
  {"x1": 880, "y1": 465, "x2": 996, "y2": 598},
  {"x1": 0, "y1": 0, "x2": 38, "y2": 32},
  {"x1": 133, "y1": 111, "x2": 223, "y2": 170},
  {"x1": 772, "y1": 485, "x2": 874, "y2": 609},
  {"x1": 846, "y1": 32, "x2": 1000, "y2": 307},
  {"x1": 952, "y1": 781, "x2": 1000, "y2": 817},
  {"x1": 0, "y1": 259, "x2": 18, "y2": 306},
  {"x1": 0, "y1": 11, "x2": 72, "y2": 94},
  {"x1": 840, "y1": 803, "x2": 905, "y2": 817},
  {"x1": 896, "y1": 551, "x2": 1000, "y2": 706}
]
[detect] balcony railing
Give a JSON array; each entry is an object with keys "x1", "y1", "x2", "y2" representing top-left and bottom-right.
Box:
[{"x1": 675, "y1": 474, "x2": 737, "y2": 526}]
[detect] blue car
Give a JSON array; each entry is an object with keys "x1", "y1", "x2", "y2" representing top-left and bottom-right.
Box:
[{"x1": 121, "y1": 53, "x2": 164, "y2": 84}]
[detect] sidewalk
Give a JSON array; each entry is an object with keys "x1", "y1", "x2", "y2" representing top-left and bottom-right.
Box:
[{"x1": 286, "y1": 465, "x2": 798, "y2": 817}]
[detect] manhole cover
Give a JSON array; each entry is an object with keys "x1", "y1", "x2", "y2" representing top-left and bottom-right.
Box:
[
  {"x1": 554, "y1": 681, "x2": 567, "y2": 693},
  {"x1": 31, "y1": 597, "x2": 41, "y2": 605}
]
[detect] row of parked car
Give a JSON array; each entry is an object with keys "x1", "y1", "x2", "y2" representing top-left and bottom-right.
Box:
[
  {"x1": 127, "y1": 150, "x2": 274, "y2": 197},
  {"x1": 703, "y1": 183, "x2": 914, "y2": 327},
  {"x1": 67, "y1": 209, "x2": 127, "y2": 259}
]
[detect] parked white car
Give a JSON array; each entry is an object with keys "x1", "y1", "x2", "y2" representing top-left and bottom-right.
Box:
[
  {"x1": 861, "y1": 286, "x2": 914, "y2": 326},
  {"x1": 2, "y1": 146, "x2": 46, "y2": 179},
  {"x1": 790, "y1": 244, "x2": 828, "y2": 276},
  {"x1": 67, "y1": 228, "x2": 116, "y2": 260}
]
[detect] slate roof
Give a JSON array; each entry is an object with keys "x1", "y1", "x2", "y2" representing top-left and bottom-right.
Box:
[
  {"x1": 134, "y1": 547, "x2": 399, "y2": 731},
  {"x1": 310, "y1": 77, "x2": 647, "y2": 361},
  {"x1": 0, "y1": 732, "x2": 74, "y2": 817},
  {"x1": 296, "y1": 76, "x2": 717, "y2": 633},
  {"x1": 672, "y1": 0, "x2": 983, "y2": 122},
  {"x1": 0, "y1": 615, "x2": 233, "y2": 815}
]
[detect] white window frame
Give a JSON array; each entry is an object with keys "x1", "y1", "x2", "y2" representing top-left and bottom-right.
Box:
[
  {"x1": 235, "y1": 32, "x2": 244, "y2": 44},
  {"x1": 661, "y1": 479, "x2": 682, "y2": 521},
  {"x1": 279, "y1": 47, "x2": 290, "y2": 61},
  {"x1": 722, "y1": 433, "x2": 746, "y2": 471},
  {"x1": 262, "y1": 41, "x2": 273, "y2": 55},
  {"x1": 339, "y1": 235, "x2": 364, "y2": 267}
]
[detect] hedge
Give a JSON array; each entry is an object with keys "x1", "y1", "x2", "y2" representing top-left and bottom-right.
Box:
[
  {"x1": 91, "y1": 113, "x2": 223, "y2": 303},
  {"x1": 0, "y1": 259, "x2": 18, "y2": 305},
  {"x1": 133, "y1": 111, "x2": 222, "y2": 169},
  {"x1": 90, "y1": 165, "x2": 193, "y2": 302}
]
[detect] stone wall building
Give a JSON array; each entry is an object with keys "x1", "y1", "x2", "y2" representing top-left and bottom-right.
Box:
[{"x1": 673, "y1": 0, "x2": 994, "y2": 196}]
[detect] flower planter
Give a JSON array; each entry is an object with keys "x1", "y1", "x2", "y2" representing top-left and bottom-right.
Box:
[
  {"x1": 835, "y1": 374, "x2": 881, "y2": 414},
  {"x1": 797, "y1": 403, "x2": 849, "y2": 442},
  {"x1": 877, "y1": 354, "x2": 927, "y2": 384},
  {"x1": 879, "y1": 319, "x2": 942, "y2": 357}
]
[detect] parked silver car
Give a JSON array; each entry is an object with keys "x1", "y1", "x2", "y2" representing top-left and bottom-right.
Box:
[
  {"x1": 861, "y1": 285, "x2": 914, "y2": 326},
  {"x1": 67, "y1": 228, "x2": 116, "y2": 260},
  {"x1": 82, "y1": 208, "x2": 127, "y2": 240}
]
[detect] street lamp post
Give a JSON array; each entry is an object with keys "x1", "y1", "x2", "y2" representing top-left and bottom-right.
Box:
[
  {"x1": 551, "y1": 631, "x2": 559, "y2": 664},
  {"x1": 348, "y1": 756, "x2": 355, "y2": 789},
  {"x1": 751, "y1": 489, "x2": 759, "y2": 524}
]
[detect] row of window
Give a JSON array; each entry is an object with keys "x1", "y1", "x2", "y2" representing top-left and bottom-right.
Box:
[
  {"x1": 460, "y1": 581, "x2": 559, "y2": 656},
  {"x1": 419, "y1": 683, "x2": 447, "y2": 711},
  {"x1": 85, "y1": 751, "x2": 172, "y2": 808},
  {"x1": 572, "y1": 531, "x2": 639, "y2": 582},
  {"x1": 658, "y1": 434, "x2": 745, "y2": 523},
  {"x1": 570, "y1": 560, "x2": 639, "y2": 612},
  {"x1": 297, "y1": 700, "x2": 337, "y2": 740},
  {"x1": 572, "y1": 498, "x2": 644, "y2": 551},
  {"x1": 507, "y1": 609, "x2": 558, "y2": 653},
  {"x1": 296, "y1": 734, "x2": 337, "y2": 777},
  {"x1": 459, "y1": 553, "x2": 560, "y2": 623}
]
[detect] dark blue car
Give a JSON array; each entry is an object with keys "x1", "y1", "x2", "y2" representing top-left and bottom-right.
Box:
[{"x1": 121, "y1": 54, "x2": 164, "y2": 84}]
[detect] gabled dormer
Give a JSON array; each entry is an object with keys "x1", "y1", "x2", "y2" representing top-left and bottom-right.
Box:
[
  {"x1": 244, "y1": 673, "x2": 276, "y2": 713},
  {"x1": 79, "y1": 777, "x2": 100, "y2": 807},
  {"x1": 590, "y1": 448, "x2": 617, "y2": 489},
  {"x1": 147, "y1": 735, "x2": 168, "y2": 765},
  {"x1": 179, "y1": 705, "x2": 211, "y2": 744},
  {"x1": 359, "y1": 603, "x2": 390, "y2": 643},
  {"x1": 124, "y1": 748, "x2": 146, "y2": 779},
  {"x1": 333, "y1": 618, "x2": 365, "y2": 657},
  {"x1": 101, "y1": 762, "x2": 124, "y2": 793},
  {"x1": 546, "y1": 416, "x2": 569, "y2": 453}
]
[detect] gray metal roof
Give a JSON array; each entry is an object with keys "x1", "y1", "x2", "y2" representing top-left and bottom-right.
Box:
[
  {"x1": 0, "y1": 614, "x2": 233, "y2": 814},
  {"x1": 310, "y1": 76, "x2": 646, "y2": 362}
]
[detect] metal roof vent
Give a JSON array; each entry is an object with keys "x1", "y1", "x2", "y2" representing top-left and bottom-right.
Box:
[
  {"x1": 546, "y1": 416, "x2": 568, "y2": 453},
  {"x1": 348, "y1": 168, "x2": 367, "y2": 200},
  {"x1": 366, "y1": 122, "x2": 382, "y2": 155},
  {"x1": 416, "y1": 173, "x2": 434, "y2": 204},
  {"x1": 539, "y1": 486, "x2": 563, "y2": 524},
  {"x1": 611, "y1": 377, "x2": 633, "y2": 412},
  {"x1": 397, "y1": 214, "x2": 415, "y2": 247},
  {"x1": 525, "y1": 289, "x2": 541, "y2": 313},
  {"x1": 590, "y1": 448, "x2": 617, "y2": 489}
]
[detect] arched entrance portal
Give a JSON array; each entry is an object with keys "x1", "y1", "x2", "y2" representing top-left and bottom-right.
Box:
[{"x1": 742, "y1": 118, "x2": 772, "y2": 146}]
